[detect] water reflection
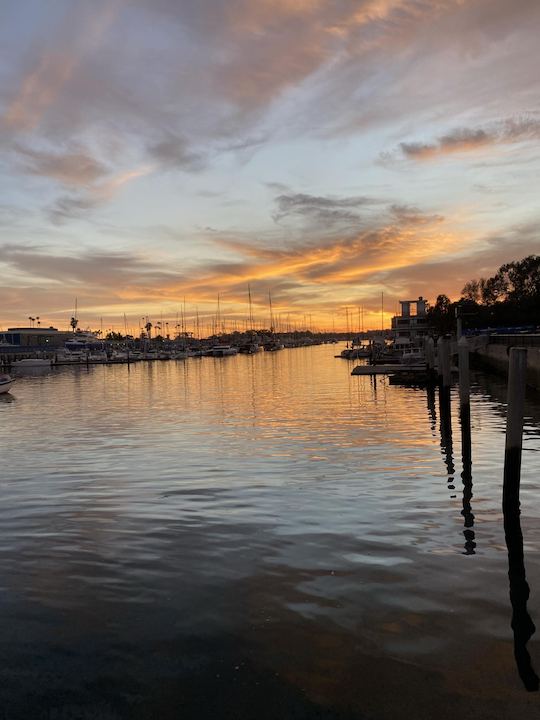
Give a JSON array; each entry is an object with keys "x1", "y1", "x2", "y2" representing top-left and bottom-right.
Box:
[
  {"x1": 503, "y1": 465, "x2": 539, "y2": 691},
  {"x1": 1, "y1": 347, "x2": 540, "y2": 716},
  {"x1": 460, "y1": 404, "x2": 476, "y2": 555},
  {"x1": 426, "y1": 384, "x2": 437, "y2": 435},
  {"x1": 438, "y1": 386, "x2": 456, "y2": 497}
]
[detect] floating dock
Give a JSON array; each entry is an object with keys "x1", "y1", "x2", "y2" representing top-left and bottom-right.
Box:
[{"x1": 351, "y1": 363, "x2": 427, "y2": 376}]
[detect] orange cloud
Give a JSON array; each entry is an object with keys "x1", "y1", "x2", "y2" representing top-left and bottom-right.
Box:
[{"x1": 113, "y1": 213, "x2": 466, "y2": 316}]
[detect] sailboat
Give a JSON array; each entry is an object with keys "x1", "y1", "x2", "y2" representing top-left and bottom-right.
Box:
[
  {"x1": 239, "y1": 284, "x2": 261, "y2": 354},
  {"x1": 263, "y1": 291, "x2": 284, "y2": 351},
  {"x1": 209, "y1": 294, "x2": 238, "y2": 357}
]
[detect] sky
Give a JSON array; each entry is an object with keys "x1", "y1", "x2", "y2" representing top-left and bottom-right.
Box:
[{"x1": 1, "y1": 0, "x2": 539, "y2": 333}]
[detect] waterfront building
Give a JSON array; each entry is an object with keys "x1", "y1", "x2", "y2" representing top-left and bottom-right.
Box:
[
  {"x1": 391, "y1": 297, "x2": 430, "y2": 341},
  {"x1": 0, "y1": 327, "x2": 78, "y2": 349}
]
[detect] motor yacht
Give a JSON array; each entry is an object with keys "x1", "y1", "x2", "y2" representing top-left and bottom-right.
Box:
[{"x1": 210, "y1": 344, "x2": 238, "y2": 357}]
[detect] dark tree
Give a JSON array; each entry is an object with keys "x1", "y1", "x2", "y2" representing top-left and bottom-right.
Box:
[
  {"x1": 428, "y1": 294, "x2": 456, "y2": 334},
  {"x1": 460, "y1": 254, "x2": 539, "y2": 328}
]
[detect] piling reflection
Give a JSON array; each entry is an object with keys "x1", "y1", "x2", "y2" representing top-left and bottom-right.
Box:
[
  {"x1": 504, "y1": 477, "x2": 539, "y2": 690},
  {"x1": 426, "y1": 383, "x2": 437, "y2": 435},
  {"x1": 459, "y1": 404, "x2": 476, "y2": 555},
  {"x1": 438, "y1": 386, "x2": 455, "y2": 496}
]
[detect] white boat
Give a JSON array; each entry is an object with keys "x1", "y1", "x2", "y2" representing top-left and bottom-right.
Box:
[
  {"x1": 339, "y1": 345, "x2": 370, "y2": 359},
  {"x1": 88, "y1": 352, "x2": 108, "y2": 362},
  {"x1": 56, "y1": 349, "x2": 85, "y2": 362},
  {"x1": 210, "y1": 344, "x2": 238, "y2": 357},
  {"x1": 401, "y1": 348, "x2": 426, "y2": 365},
  {"x1": 0, "y1": 374, "x2": 14, "y2": 394},
  {"x1": 11, "y1": 358, "x2": 52, "y2": 368}
]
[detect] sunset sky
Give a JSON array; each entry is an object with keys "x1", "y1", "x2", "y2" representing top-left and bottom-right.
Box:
[{"x1": 1, "y1": 0, "x2": 539, "y2": 333}]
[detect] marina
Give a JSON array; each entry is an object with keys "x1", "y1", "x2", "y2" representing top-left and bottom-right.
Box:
[
  {"x1": 2, "y1": 1, "x2": 539, "y2": 714},
  {"x1": 1, "y1": 342, "x2": 540, "y2": 718}
]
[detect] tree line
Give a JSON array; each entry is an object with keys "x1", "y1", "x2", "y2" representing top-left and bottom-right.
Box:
[{"x1": 427, "y1": 255, "x2": 539, "y2": 334}]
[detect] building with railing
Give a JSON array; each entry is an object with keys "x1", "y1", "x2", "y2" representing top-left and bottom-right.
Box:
[{"x1": 391, "y1": 297, "x2": 431, "y2": 340}]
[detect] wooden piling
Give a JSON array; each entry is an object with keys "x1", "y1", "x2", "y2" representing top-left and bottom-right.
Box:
[
  {"x1": 436, "y1": 337, "x2": 443, "y2": 382},
  {"x1": 425, "y1": 337, "x2": 434, "y2": 369},
  {"x1": 437, "y1": 335, "x2": 451, "y2": 389},
  {"x1": 503, "y1": 348, "x2": 528, "y2": 513},
  {"x1": 425, "y1": 337, "x2": 436, "y2": 383},
  {"x1": 458, "y1": 336, "x2": 470, "y2": 408}
]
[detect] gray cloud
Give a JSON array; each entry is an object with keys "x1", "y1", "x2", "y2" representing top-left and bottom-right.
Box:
[
  {"x1": 390, "y1": 204, "x2": 444, "y2": 225},
  {"x1": 47, "y1": 195, "x2": 102, "y2": 224},
  {"x1": 0, "y1": 243, "x2": 176, "y2": 289},
  {"x1": 147, "y1": 133, "x2": 204, "y2": 171},
  {"x1": 272, "y1": 192, "x2": 381, "y2": 227},
  {"x1": 15, "y1": 145, "x2": 109, "y2": 187},
  {"x1": 399, "y1": 117, "x2": 540, "y2": 160}
]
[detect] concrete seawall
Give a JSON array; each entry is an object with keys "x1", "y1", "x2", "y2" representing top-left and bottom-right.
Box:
[{"x1": 474, "y1": 344, "x2": 540, "y2": 391}]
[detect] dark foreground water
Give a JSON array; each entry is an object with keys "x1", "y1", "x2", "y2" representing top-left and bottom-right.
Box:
[{"x1": 1, "y1": 345, "x2": 540, "y2": 719}]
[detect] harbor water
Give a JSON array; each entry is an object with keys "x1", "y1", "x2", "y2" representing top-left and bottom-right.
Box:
[{"x1": 1, "y1": 344, "x2": 540, "y2": 718}]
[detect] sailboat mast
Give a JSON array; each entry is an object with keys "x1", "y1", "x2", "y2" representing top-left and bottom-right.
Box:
[
  {"x1": 268, "y1": 290, "x2": 274, "y2": 333},
  {"x1": 248, "y1": 284, "x2": 254, "y2": 332},
  {"x1": 183, "y1": 297, "x2": 186, "y2": 339}
]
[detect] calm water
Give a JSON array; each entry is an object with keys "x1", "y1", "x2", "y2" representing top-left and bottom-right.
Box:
[{"x1": 1, "y1": 345, "x2": 540, "y2": 719}]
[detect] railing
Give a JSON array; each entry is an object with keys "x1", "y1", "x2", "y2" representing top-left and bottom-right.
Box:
[{"x1": 489, "y1": 334, "x2": 540, "y2": 348}]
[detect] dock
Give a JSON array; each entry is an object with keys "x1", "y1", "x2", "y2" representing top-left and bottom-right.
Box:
[{"x1": 351, "y1": 363, "x2": 427, "y2": 376}]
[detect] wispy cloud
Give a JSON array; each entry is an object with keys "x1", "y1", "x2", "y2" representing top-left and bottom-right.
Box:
[
  {"x1": 3, "y1": 52, "x2": 79, "y2": 132},
  {"x1": 146, "y1": 133, "x2": 204, "y2": 171},
  {"x1": 14, "y1": 145, "x2": 109, "y2": 187},
  {"x1": 2, "y1": 1, "x2": 125, "y2": 133},
  {"x1": 48, "y1": 164, "x2": 155, "y2": 223},
  {"x1": 272, "y1": 192, "x2": 381, "y2": 227},
  {"x1": 0, "y1": 242, "x2": 171, "y2": 288},
  {"x1": 398, "y1": 117, "x2": 540, "y2": 160}
]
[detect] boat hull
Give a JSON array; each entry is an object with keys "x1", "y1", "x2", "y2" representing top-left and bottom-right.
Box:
[
  {"x1": 11, "y1": 359, "x2": 51, "y2": 368},
  {"x1": 0, "y1": 379, "x2": 13, "y2": 394},
  {"x1": 212, "y1": 349, "x2": 238, "y2": 357}
]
